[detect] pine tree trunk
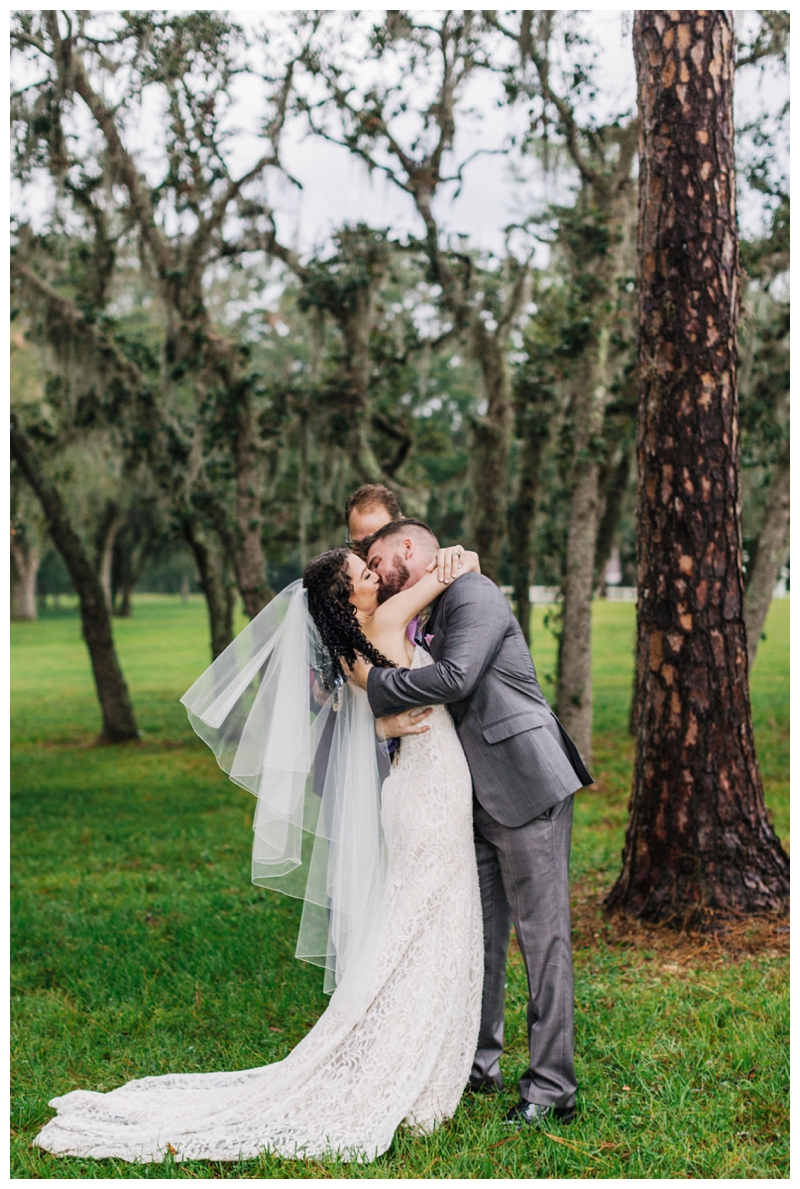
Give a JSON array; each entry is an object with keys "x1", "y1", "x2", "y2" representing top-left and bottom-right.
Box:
[
  {"x1": 10, "y1": 537, "x2": 39, "y2": 620},
  {"x1": 606, "y1": 11, "x2": 788, "y2": 925},
  {"x1": 745, "y1": 440, "x2": 789, "y2": 671},
  {"x1": 11, "y1": 424, "x2": 139, "y2": 742}
]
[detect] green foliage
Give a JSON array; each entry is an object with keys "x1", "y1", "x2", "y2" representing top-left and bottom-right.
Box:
[
  {"x1": 11, "y1": 598, "x2": 788, "y2": 1178},
  {"x1": 11, "y1": 9, "x2": 789, "y2": 611}
]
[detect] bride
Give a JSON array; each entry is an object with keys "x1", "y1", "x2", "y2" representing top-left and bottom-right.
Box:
[{"x1": 34, "y1": 544, "x2": 484, "y2": 1164}]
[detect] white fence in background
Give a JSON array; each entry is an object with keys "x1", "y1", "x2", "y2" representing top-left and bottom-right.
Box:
[
  {"x1": 499, "y1": 586, "x2": 560, "y2": 604},
  {"x1": 500, "y1": 586, "x2": 637, "y2": 604},
  {"x1": 773, "y1": 566, "x2": 790, "y2": 597},
  {"x1": 500, "y1": 577, "x2": 789, "y2": 605},
  {"x1": 606, "y1": 586, "x2": 637, "y2": 602}
]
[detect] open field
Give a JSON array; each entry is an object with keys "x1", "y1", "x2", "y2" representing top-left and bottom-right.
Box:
[{"x1": 11, "y1": 596, "x2": 789, "y2": 1178}]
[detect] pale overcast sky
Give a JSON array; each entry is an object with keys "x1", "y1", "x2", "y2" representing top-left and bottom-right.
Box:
[
  {"x1": 228, "y1": 10, "x2": 784, "y2": 260},
  {"x1": 11, "y1": 11, "x2": 787, "y2": 261}
]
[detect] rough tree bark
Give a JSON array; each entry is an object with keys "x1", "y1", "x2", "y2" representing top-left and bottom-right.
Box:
[
  {"x1": 744, "y1": 439, "x2": 789, "y2": 671},
  {"x1": 11, "y1": 421, "x2": 139, "y2": 742},
  {"x1": 10, "y1": 534, "x2": 39, "y2": 620},
  {"x1": 606, "y1": 11, "x2": 789, "y2": 925}
]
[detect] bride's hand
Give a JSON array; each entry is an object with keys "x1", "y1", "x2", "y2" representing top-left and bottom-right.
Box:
[{"x1": 426, "y1": 545, "x2": 481, "y2": 584}]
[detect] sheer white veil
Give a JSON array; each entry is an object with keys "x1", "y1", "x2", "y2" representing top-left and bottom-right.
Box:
[{"x1": 180, "y1": 580, "x2": 387, "y2": 994}]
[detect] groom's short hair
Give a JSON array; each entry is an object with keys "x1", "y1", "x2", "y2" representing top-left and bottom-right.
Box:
[{"x1": 363, "y1": 517, "x2": 439, "y2": 553}]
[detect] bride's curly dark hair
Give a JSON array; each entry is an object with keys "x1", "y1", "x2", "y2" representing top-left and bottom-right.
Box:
[{"x1": 303, "y1": 548, "x2": 396, "y2": 691}]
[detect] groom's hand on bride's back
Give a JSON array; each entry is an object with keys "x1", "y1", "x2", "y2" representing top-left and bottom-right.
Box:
[
  {"x1": 376, "y1": 706, "x2": 433, "y2": 740},
  {"x1": 346, "y1": 657, "x2": 432, "y2": 735}
]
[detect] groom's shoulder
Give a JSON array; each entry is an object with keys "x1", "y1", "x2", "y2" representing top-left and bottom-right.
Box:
[{"x1": 444, "y1": 572, "x2": 507, "y2": 607}]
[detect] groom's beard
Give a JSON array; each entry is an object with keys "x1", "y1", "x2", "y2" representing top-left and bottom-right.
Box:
[{"x1": 377, "y1": 558, "x2": 411, "y2": 604}]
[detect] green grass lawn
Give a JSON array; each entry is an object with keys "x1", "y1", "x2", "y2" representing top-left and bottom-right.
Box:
[{"x1": 11, "y1": 596, "x2": 789, "y2": 1178}]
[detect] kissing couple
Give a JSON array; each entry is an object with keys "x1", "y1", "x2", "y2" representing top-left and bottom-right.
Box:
[{"x1": 35, "y1": 486, "x2": 592, "y2": 1164}]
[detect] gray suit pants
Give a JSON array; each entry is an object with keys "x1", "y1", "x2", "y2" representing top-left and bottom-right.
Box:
[{"x1": 471, "y1": 792, "x2": 576, "y2": 1108}]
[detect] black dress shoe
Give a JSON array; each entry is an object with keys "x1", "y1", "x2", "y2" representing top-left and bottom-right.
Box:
[
  {"x1": 503, "y1": 1100, "x2": 577, "y2": 1127},
  {"x1": 466, "y1": 1075, "x2": 504, "y2": 1093}
]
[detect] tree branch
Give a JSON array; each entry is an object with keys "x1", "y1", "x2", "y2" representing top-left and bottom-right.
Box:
[
  {"x1": 44, "y1": 12, "x2": 176, "y2": 280},
  {"x1": 12, "y1": 259, "x2": 147, "y2": 392}
]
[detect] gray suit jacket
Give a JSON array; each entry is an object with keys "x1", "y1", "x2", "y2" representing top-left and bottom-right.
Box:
[{"x1": 367, "y1": 573, "x2": 593, "y2": 827}]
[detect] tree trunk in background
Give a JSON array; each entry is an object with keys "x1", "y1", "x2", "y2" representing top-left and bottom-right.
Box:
[
  {"x1": 232, "y1": 395, "x2": 272, "y2": 619},
  {"x1": 557, "y1": 324, "x2": 614, "y2": 761},
  {"x1": 745, "y1": 439, "x2": 789, "y2": 671},
  {"x1": 117, "y1": 585, "x2": 133, "y2": 618},
  {"x1": 469, "y1": 326, "x2": 514, "y2": 584},
  {"x1": 297, "y1": 409, "x2": 310, "y2": 570},
  {"x1": 606, "y1": 11, "x2": 788, "y2": 925},
  {"x1": 556, "y1": 186, "x2": 636, "y2": 762},
  {"x1": 183, "y1": 517, "x2": 235, "y2": 660},
  {"x1": 508, "y1": 401, "x2": 550, "y2": 645},
  {"x1": 10, "y1": 536, "x2": 39, "y2": 620},
  {"x1": 11, "y1": 423, "x2": 139, "y2": 742},
  {"x1": 341, "y1": 286, "x2": 387, "y2": 483}
]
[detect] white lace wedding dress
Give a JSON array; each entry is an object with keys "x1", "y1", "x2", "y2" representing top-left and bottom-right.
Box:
[{"x1": 34, "y1": 649, "x2": 483, "y2": 1164}]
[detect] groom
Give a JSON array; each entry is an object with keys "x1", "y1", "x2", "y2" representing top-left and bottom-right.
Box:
[{"x1": 352, "y1": 518, "x2": 592, "y2": 1126}]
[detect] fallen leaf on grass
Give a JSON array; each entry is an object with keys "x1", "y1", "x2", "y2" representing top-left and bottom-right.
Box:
[
  {"x1": 488, "y1": 1135, "x2": 518, "y2": 1151},
  {"x1": 541, "y1": 1132, "x2": 592, "y2": 1154}
]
